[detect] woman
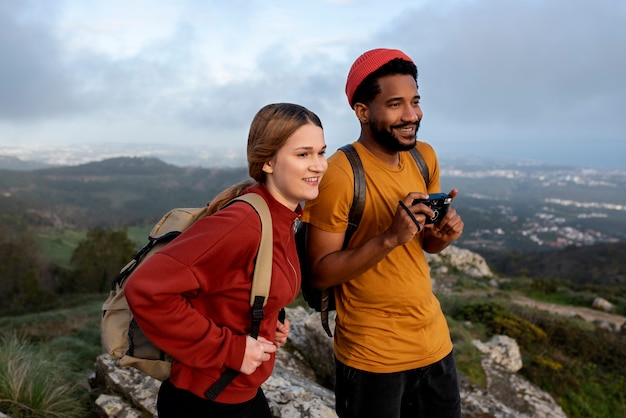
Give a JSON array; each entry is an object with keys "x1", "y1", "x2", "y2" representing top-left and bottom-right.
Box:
[{"x1": 125, "y1": 103, "x2": 327, "y2": 417}]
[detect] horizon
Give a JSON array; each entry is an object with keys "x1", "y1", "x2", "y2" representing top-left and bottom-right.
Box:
[
  {"x1": 2, "y1": 141, "x2": 624, "y2": 172},
  {"x1": 1, "y1": 0, "x2": 625, "y2": 170}
]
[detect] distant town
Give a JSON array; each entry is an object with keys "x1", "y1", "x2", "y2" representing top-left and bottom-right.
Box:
[{"x1": 440, "y1": 162, "x2": 626, "y2": 252}]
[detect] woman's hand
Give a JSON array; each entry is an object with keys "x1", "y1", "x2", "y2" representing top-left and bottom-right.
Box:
[
  {"x1": 239, "y1": 335, "x2": 277, "y2": 375},
  {"x1": 274, "y1": 318, "x2": 290, "y2": 348}
]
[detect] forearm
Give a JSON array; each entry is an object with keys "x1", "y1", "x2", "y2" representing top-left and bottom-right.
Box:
[
  {"x1": 423, "y1": 234, "x2": 453, "y2": 253},
  {"x1": 311, "y1": 231, "x2": 398, "y2": 289}
]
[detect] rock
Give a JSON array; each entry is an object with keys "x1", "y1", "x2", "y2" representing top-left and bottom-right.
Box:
[
  {"x1": 473, "y1": 335, "x2": 522, "y2": 373},
  {"x1": 94, "y1": 353, "x2": 160, "y2": 416},
  {"x1": 93, "y1": 310, "x2": 567, "y2": 418},
  {"x1": 426, "y1": 245, "x2": 493, "y2": 278},
  {"x1": 90, "y1": 246, "x2": 569, "y2": 418},
  {"x1": 592, "y1": 297, "x2": 614, "y2": 312},
  {"x1": 470, "y1": 335, "x2": 566, "y2": 418}
]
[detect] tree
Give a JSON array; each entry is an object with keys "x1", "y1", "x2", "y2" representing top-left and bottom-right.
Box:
[
  {"x1": 0, "y1": 219, "x2": 57, "y2": 315},
  {"x1": 66, "y1": 227, "x2": 136, "y2": 293}
]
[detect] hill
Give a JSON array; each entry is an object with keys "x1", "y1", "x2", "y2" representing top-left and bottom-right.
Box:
[
  {"x1": 0, "y1": 156, "x2": 249, "y2": 229},
  {"x1": 483, "y1": 242, "x2": 626, "y2": 288},
  {"x1": 2, "y1": 156, "x2": 626, "y2": 289}
]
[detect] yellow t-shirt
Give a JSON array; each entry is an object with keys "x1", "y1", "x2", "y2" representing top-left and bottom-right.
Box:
[{"x1": 301, "y1": 141, "x2": 453, "y2": 373}]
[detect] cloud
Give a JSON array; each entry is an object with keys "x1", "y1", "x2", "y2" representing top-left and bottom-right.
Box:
[
  {"x1": 380, "y1": 0, "x2": 626, "y2": 147},
  {"x1": 0, "y1": 0, "x2": 624, "y2": 168},
  {"x1": 0, "y1": 1, "x2": 81, "y2": 120}
]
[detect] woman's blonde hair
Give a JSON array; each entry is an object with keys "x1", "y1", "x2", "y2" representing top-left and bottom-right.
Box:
[{"x1": 207, "y1": 103, "x2": 322, "y2": 214}]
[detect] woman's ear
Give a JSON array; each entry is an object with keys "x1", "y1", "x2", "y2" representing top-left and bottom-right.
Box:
[{"x1": 262, "y1": 160, "x2": 274, "y2": 174}]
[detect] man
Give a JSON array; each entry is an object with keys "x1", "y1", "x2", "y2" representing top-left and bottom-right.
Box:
[{"x1": 301, "y1": 48, "x2": 464, "y2": 417}]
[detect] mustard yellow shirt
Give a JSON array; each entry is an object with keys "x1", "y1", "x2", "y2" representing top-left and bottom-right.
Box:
[{"x1": 302, "y1": 141, "x2": 453, "y2": 373}]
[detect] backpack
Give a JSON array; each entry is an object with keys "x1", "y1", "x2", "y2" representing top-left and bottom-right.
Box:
[
  {"x1": 296, "y1": 144, "x2": 430, "y2": 337},
  {"x1": 101, "y1": 193, "x2": 273, "y2": 401}
]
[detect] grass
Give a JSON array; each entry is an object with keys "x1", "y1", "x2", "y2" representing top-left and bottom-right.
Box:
[
  {"x1": 0, "y1": 295, "x2": 105, "y2": 417},
  {"x1": 1, "y1": 278, "x2": 625, "y2": 417},
  {"x1": 38, "y1": 228, "x2": 86, "y2": 267},
  {"x1": 0, "y1": 295, "x2": 104, "y2": 373},
  {"x1": 440, "y1": 288, "x2": 626, "y2": 418},
  {"x1": 445, "y1": 315, "x2": 487, "y2": 388},
  {"x1": 0, "y1": 334, "x2": 89, "y2": 417}
]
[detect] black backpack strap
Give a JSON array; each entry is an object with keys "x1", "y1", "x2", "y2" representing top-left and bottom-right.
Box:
[
  {"x1": 409, "y1": 146, "x2": 430, "y2": 187},
  {"x1": 339, "y1": 144, "x2": 366, "y2": 246},
  {"x1": 317, "y1": 144, "x2": 366, "y2": 337}
]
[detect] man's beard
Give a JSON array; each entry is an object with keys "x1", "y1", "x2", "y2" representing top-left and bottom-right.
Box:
[{"x1": 369, "y1": 119, "x2": 420, "y2": 152}]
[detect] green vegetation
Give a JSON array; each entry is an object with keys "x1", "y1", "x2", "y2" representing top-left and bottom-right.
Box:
[
  {"x1": 39, "y1": 228, "x2": 85, "y2": 267},
  {"x1": 1, "y1": 158, "x2": 625, "y2": 416},
  {"x1": 0, "y1": 222, "x2": 135, "y2": 316},
  {"x1": 441, "y1": 292, "x2": 626, "y2": 418},
  {"x1": 65, "y1": 227, "x2": 136, "y2": 293},
  {"x1": 0, "y1": 335, "x2": 87, "y2": 417},
  {"x1": 0, "y1": 296, "x2": 105, "y2": 417}
]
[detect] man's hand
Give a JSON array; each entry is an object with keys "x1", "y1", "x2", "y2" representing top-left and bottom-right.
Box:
[{"x1": 423, "y1": 189, "x2": 464, "y2": 252}]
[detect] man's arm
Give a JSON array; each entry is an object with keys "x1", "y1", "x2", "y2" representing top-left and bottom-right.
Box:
[{"x1": 306, "y1": 192, "x2": 432, "y2": 290}]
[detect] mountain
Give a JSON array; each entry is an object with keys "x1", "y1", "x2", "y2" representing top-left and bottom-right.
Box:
[
  {"x1": 0, "y1": 157, "x2": 626, "y2": 282},
  {"x1": 2, "y1": 155, "x2": 626, "y2": 254},
  {"x1": 0, "y1": 156, "x2": 249, "y2": 229},
  {"x1": 0, "y1": 155, "x2": 54, "y2": 170},
  {"x1": 0, "y1": 142, "x2": 247, "y2": 170}
]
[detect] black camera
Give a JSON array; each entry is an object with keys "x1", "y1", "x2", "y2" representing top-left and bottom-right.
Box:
[{"x1": 412, "y1": 193, "x2": 452, "y2": 224}]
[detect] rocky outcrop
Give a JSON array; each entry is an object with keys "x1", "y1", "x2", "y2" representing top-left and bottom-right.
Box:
[
  {"x1": 426, "y1": 245, "x2": 494, "y2": 279},
  {"x1": 467, "y1": 335, "x2": 565, "y2": 418},
  {"x1": 92, "y1": 308, "x2": 565, "y2": 418},
  {"x1": 91, "y1": 246, "x2": 565, "y2": 417}
]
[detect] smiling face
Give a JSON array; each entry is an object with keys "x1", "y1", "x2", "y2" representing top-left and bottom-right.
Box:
[
  {"x1": 364, "y1": 74, "x2": 422, "y2": 152},
  {"x1": 262, "y1": 123, "x2": 327, "y2": 210}
]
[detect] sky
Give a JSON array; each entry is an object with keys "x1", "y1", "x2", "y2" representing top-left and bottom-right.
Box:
[{"x1": 1, "y1": 0, "x2": 625, "y2": 169}]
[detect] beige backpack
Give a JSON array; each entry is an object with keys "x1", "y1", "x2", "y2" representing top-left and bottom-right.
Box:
[{"x1": 101, "y1": 193, "x2": 273, "y2": 398}]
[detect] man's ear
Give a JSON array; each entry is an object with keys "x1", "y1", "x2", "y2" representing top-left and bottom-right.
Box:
[{"x1": 354, "y1": 103, "x2": 370, "y2": 124}]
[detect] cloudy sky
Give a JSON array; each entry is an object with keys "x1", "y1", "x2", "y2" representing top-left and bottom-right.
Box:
[{"x1": 1, "y1": 0, "x2": 625, "y2": 169}]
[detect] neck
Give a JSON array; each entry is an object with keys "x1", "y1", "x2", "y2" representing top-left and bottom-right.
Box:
[{"x1": 357, "y1": 134, "x2": 400, "y2": 167}]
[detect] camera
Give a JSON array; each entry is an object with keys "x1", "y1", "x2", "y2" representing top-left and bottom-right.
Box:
[{"x1": 412, "y1": 193, "x2": 452, "y2": 224}]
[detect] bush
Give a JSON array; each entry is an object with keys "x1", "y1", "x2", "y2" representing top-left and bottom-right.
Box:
[{"x1": 453, "y1": 302, "x2": 547, "y2": 347}]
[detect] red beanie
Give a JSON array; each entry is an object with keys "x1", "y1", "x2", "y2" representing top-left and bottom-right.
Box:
[{"x1": 345, "y1": 48, "x2": 414, "y2": 107}]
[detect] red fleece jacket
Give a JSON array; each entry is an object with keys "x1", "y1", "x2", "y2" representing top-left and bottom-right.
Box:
[{"x1": 125, "y1": 184, "x2": 302, "y2": 403}]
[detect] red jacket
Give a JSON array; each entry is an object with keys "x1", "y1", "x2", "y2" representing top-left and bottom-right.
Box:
[{"x1": 125, "y1": 184, "x2": 302, "y2": 403}]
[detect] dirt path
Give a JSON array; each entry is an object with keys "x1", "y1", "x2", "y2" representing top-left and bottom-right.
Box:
[{"x1": 512, "y1": 295, "x2": 626, "y2": 330}]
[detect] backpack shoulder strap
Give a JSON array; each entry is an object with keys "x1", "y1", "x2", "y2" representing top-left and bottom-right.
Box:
[
  {"x1": 205, "y1": 192, "x2": 273, "y2": 401},
  {"x1": 231, "y1": 193, "x2": 273, "y2": 310},
  {"x1": 409, "y1": 146, "x2": 430, "y2": 187},
  {"x1": 338, "y1": 144, "x2": 366, "y2": 248},
  {"x1": 312, "y1": 144, "x2": 365, "y2": 338}
]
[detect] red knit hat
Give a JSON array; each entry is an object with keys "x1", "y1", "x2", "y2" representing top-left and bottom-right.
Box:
[{"x1": 345, "y1": 48, "x2": 414, "y2": 107}]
